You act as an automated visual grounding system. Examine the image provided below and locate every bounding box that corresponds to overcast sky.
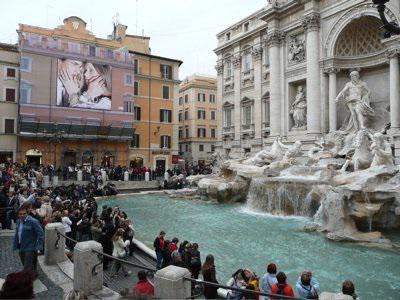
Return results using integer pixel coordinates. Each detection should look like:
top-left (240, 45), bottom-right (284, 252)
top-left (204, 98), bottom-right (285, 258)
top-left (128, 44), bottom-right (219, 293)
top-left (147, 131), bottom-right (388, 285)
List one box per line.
top-left (0, 0), bottom-right (267, 79)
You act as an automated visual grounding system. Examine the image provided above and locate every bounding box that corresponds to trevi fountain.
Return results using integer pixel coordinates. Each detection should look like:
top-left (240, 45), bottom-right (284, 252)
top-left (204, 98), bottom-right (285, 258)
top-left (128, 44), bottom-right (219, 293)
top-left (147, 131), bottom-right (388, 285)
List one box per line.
top-left (184, 71), bottom-right (400, 249)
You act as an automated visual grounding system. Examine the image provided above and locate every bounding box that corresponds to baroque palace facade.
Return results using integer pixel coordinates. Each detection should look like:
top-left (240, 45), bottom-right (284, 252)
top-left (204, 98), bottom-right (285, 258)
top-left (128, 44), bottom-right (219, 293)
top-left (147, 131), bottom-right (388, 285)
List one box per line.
top-left (215, 0), bottom-right (400, 157)
top-left (13, 16), bottom-right (181, 170)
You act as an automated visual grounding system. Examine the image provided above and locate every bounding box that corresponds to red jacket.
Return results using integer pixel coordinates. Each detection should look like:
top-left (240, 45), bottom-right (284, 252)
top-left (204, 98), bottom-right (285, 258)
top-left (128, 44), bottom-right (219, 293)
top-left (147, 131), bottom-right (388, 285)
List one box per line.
top-left (270, 283), bottom-right (294, 299)
top-left (133, 280), bottom-right (154, 297)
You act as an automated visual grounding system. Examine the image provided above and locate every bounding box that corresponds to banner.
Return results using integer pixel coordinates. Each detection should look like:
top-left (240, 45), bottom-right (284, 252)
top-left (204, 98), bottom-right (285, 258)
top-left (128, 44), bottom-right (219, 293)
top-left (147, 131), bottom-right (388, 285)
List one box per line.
top-left (57, 59), bottom-right (112, 110)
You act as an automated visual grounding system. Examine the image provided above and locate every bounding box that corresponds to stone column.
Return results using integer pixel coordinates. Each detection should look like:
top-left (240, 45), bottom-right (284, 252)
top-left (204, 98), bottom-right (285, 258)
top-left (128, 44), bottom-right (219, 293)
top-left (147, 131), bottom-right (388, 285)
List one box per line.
top-left (303, 13), bottom-right (321, 134)
top-left (233, 53), bottom-right (242, 144)
top-left (387, 49), bottom-right (400, 129)
top-left (327, 68), bottom-right (339, 132)
top-left (73, 241), bottom-right (103, 295)
top-left (154, 265), bottom-right (191, 299)
top-left (252, 44), bottom-right (263, 143)
top-left (321, 71), bottom-right (329, 133)
top-left (45, 223), bottom-right (67, 265)
top-left (267, 30), bottom-right (284, 136)
top-left (215, 60), bottom-right (224, 143)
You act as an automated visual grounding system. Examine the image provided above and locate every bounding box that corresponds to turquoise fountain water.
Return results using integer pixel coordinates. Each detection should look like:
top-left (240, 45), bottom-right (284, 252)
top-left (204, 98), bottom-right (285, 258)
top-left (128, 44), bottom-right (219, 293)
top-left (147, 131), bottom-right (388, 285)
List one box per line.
top-left (99, 194), bottom-right (400, 299)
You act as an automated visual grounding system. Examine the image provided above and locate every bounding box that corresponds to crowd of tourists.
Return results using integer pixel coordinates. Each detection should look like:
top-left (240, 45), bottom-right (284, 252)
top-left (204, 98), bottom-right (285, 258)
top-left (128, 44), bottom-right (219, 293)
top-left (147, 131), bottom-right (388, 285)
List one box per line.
top-left (153, 231), bottom-right (359, 300)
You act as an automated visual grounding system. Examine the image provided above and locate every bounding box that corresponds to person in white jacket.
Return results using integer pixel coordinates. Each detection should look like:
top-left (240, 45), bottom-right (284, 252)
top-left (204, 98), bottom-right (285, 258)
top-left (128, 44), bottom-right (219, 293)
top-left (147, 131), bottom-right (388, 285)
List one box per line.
top-left (110, 228), bottom-right (131, 277)
top-left (61, 210), bottom-right (73, 250)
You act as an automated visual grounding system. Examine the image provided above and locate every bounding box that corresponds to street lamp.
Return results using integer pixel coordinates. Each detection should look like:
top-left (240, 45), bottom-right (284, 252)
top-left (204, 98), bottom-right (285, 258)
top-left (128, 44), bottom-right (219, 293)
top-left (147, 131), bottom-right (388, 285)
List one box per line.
top-left (373, 0), bottom-right (400, 37)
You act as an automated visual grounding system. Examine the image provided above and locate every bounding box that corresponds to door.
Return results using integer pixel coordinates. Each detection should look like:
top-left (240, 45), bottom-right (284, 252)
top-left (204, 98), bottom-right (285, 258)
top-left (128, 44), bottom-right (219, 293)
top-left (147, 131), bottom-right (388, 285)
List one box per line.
top-left (64, 151), bottom-right (77, 166)
top-left (27, 155), bottom-right (41, 167)
top-left (156, 159), bottom-right (166, 174)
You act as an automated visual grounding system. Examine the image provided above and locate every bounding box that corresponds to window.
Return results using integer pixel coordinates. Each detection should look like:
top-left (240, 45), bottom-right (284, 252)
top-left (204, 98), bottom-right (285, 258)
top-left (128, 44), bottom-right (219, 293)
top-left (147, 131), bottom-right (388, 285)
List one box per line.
top-left (210, 94), bottom-right (216, 103)
top-left (134, 59), bottom-right (139, 74)
top-left (162, 86), bottom-right (170, 100)
top-left (197, 110), bottom-right (206, 120)
top-left (160, 64), bottom-right (172, 79)
top-left (244, 22), bottom-right (249, 32)
top-left (184, 95), bottom-right (188, 103)
top-left (243, 105), bottom-right (252, 125)
top-left (211, 111), bottom-right (216, 120)
top-left (185, 127), bottom-right (189, 138)
top-left (6, 68), bottom-right (16, 79)
top-left (197, 93), bottom-right (205, 102)
top-left (225, 58), bottom-right (232, 78)
top-left (20, 57), bottom-right (32, 72)
top-left (4, 119), bottom-right (14, 134)
top-left (185, 144), bottom-right (189, 152)
top-left (264, 47), bottom-right (270, 67)
top-left (199, 144), bottom-right (204, 152)
top-left (179, 97), bottom-right (183, 105)
top-left (125, 74), bottom-right (133, 86)
top-left (130, 134), bottom-right (140, 148)
top-left (224, 109), bottom-right (232, 127)
top-left (20, 84), bottom-right (31, 104)
top-left (184, 110), bottom-right (189, 120)
top-left (179, 129), bottom-right (183, 139)
top-left (211, 128), bottom-right (216, 138)
top-left (5, 88), bottom-right (16, 102)
top-left (197, 128), bottom-right (206, 138)
top-left (134, 106), bottom-right (141, 121)
top-left (263, 93), bottom-right (270, 127)
top-left (160, 109), bottom-right (172, 123)
top-left (160, 135), bottom-right (171, 149)
top-left (243, 49), bottom-right (252, 72)
top-left (226, 32), bottom-right (231, 41)
top-left (134, 81), bottom-right (139, 96)
top-left (211, 145), bottom-right (215, 152)
top-left (89, 46), bottom-right (96, 57)
top-left (178, 111), bottom-right (182, 122)
top-left (68, 42), bottom-right (80, 53)
top-left (123, 100), bottom-right (134, 113)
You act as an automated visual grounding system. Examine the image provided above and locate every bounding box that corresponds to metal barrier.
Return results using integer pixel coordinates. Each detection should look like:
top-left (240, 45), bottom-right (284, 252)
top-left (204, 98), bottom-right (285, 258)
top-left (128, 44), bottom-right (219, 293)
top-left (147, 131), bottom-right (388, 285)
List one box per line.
top-left (183, 277), bottom-right (304, 300)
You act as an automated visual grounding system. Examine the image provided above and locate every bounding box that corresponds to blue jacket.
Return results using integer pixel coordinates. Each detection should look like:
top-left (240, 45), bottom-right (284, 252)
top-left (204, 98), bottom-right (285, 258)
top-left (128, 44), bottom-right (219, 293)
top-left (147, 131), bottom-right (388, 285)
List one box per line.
top-left (13, 215), bottom-right (44, 252)
top-left (295, 277), bottom-right (320, 299)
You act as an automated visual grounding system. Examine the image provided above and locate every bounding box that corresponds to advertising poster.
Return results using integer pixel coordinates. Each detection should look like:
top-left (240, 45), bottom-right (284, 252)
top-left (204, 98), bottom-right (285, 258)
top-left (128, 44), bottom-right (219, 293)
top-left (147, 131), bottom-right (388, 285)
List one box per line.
top-left (57, 59), bottom-right (112, 110)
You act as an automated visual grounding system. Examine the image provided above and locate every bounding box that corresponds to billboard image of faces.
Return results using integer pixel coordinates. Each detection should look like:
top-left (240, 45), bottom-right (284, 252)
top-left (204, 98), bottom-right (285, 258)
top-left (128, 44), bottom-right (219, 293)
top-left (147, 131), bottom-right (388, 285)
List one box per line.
top-left (57, 59), bottom-right (112, 110)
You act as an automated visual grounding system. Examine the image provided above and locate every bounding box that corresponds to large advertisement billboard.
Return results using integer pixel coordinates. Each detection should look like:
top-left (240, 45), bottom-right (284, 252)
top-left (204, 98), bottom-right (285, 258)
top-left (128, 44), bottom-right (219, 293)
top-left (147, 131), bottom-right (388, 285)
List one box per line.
top-left (57, 59), bottom-right (112, 110)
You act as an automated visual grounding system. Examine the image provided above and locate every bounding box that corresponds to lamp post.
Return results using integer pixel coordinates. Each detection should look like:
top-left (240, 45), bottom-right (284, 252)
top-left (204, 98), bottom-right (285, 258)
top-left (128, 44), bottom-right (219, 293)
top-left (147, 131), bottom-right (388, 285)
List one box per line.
top-left (373, 0), bottom-right (400, 37)
top-left (46, 127), bottom-right (64, 169)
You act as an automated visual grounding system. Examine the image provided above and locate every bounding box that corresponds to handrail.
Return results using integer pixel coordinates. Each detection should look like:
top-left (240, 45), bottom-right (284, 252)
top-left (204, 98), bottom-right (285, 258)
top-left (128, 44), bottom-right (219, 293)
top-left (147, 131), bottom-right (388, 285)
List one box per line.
top-left (91, 248), bottom-right (157, 273)
top-left (183, 277), bottom-right (303, 300)
top-left (54, 228), bottom-right (156, 275)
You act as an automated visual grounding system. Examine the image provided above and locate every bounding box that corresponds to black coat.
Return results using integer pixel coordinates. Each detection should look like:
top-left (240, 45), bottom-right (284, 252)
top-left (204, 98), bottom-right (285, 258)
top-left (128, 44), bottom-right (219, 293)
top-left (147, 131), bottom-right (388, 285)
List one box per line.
top-left (202, 266), bottom-right (218, 299)
top-left (97, 233), bottom-right (113, 255)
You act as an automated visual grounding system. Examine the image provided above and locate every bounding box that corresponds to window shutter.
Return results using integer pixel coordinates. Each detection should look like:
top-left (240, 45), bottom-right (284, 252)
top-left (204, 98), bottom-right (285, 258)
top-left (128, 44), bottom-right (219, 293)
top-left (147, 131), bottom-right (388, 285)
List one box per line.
top-left (160, 136), bottom-right (163, 148)
top-left (160, 110), bottom-right (164, 122)
top-left (137, 107), bottom-right (141, 121)
top-left (168, 110), bottom-right (172, 123)
top-left (168, 66), bottom-right (172, 79)
top-left (168, 136), bottom-right (171, 148)
top-left (136, 134), bottom-right (140, 147)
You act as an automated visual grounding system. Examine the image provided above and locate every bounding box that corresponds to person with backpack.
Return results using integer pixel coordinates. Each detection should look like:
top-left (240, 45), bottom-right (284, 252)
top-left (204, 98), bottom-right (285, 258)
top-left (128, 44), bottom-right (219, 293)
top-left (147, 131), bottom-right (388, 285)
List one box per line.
top-left (270, 272), bottom-right (294, 299)
top-left (190, 243), bottom-right (202, 279)
top-left (295, 271), bottom-right (320, 299)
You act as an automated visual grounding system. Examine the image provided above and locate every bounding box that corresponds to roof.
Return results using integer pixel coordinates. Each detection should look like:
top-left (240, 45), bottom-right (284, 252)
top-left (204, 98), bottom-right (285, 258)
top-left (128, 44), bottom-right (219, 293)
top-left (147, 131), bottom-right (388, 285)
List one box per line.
top-left (129, 50), bottom-right (183, 66)
top-left (0, 42), bottom-right (18, 52)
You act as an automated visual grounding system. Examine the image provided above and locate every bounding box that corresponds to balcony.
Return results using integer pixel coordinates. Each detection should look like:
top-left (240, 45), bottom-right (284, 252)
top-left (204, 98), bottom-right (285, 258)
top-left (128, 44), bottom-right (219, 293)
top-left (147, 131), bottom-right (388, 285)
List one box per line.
top-left (241, 123), bottom-right (255, 138)
top-left (241, 69), bottom-right (254, 87)
top-left (222, 125), bottom-right (234, 140)
top-left (224, 76), bottom-right (234, 93)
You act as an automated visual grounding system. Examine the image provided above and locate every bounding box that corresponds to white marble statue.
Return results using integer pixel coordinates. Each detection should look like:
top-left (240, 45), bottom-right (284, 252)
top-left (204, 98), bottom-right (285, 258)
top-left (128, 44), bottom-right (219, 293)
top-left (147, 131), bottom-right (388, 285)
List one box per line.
top-left (341, 129), bottom-right (373, 172)
top-left (268, 139), bottom-right (303, 169)
top-left (288, 36), bottom-right (305, 63)
top-left (335, 71), bottom-right (375, 133)
top-left (370, 133), bottom-right (394, 167)
top-left (290, 86), bottom-right (307, 130)
top-left (243, 137), bottom-right (286, 167)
